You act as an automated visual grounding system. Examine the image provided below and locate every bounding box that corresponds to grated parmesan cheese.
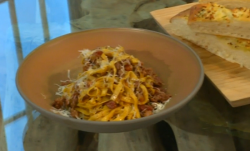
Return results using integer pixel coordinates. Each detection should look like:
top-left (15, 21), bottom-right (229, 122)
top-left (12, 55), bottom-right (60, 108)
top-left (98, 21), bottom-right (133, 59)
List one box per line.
top-left (152, 98), bottom-right (171, 114)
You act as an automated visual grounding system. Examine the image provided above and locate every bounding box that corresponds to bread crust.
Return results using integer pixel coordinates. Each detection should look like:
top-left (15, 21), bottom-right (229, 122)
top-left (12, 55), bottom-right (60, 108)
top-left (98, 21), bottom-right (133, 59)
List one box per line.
top-left (189, 3), bottom-right (250, 22)
top-left (170, 9), bottom-right (190, 23)
top-left (188, 3), bottom-right (250, 39)
top-left (199, 0), bottom-right (250, 9)
top-left (166, 8), bottom-right (250, 69)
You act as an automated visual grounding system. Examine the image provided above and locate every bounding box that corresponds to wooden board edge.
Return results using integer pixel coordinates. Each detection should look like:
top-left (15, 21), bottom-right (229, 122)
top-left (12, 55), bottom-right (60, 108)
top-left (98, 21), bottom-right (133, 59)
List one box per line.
top-left (150, 3), bottom-right (250, 107)
top-left (170, 35), bottom-right (250, 107)
top-left (150, 2), bottom-right (198, 16)
top-left (229, 98), bottom-right (250, 107)
top-left (150, 2), bottom-right (198, 25)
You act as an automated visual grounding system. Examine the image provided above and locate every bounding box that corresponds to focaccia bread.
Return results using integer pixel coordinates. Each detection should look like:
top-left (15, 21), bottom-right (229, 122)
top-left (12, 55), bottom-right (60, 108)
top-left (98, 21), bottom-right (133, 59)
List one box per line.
top-left (166, 9), bottom-right (250, 69)
top-left (188, 2), bottom-right (250, 40)
top-left (199, 0), bottom-right (250, 9)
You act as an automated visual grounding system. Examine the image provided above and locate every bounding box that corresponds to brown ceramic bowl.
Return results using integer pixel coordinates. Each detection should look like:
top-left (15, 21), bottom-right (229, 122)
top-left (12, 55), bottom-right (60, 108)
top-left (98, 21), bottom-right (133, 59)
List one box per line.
top-left (16, 28), bottom-right (204, 133)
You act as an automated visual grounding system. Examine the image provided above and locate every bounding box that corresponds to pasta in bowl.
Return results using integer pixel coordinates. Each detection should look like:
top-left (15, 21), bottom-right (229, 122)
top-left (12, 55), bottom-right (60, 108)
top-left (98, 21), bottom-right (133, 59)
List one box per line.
top-left (52, 46), bottom-right (171, 121)
top-left (16, 28), bottom-right (204, 132)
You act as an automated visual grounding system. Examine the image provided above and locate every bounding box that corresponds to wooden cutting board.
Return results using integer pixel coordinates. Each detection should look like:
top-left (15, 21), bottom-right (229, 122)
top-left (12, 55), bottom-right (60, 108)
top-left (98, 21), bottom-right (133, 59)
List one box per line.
top-left (151, 2), bottom-right (250, 107)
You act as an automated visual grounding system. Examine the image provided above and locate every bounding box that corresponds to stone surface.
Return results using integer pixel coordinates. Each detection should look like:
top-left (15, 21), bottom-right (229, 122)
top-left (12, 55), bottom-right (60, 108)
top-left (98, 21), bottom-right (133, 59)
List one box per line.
top-left (71, 0), bottom-right (187, 30)
top-left (23, 115), bottom-right (78, 151)
top-left (98, 126), bottom-right (165, 151)
top-left (130, 1), bottom-right (167, 23)
top-left (71, 0), bottom-right (139, 30)
top-left (165, 78), bottom-right (237, 151)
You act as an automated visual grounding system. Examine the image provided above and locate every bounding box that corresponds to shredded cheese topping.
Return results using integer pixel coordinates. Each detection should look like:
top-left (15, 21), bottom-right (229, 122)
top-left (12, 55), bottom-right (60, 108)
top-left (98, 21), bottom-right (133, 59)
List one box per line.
top-left (194, 2), bottom-right (250, 21)
top-left (217, 36), bottom-right (250, 51)
top-left (52, 46), bottom-right (170, 121)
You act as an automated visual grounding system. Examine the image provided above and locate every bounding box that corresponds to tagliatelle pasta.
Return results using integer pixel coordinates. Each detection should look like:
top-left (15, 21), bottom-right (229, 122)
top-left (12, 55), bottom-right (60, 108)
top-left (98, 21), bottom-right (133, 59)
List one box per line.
top-left (52, 46), bottom-right (171, 121)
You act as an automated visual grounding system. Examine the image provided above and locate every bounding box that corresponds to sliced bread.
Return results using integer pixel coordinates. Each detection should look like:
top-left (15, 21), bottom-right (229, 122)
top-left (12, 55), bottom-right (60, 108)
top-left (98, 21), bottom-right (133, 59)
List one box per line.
top-left (188, 3), bottom-right (250, 39)
top-left (166, 9), bottom-right (250, 69)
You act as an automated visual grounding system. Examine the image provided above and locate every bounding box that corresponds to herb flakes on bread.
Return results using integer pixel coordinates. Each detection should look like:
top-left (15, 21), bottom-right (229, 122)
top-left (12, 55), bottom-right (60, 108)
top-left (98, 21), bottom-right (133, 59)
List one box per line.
top-left (188, 2), bottom-right (250, 39)
top-left (199, 0), bottom-right (250, 9)
top-left (166, 6), bottom-right (250, 69)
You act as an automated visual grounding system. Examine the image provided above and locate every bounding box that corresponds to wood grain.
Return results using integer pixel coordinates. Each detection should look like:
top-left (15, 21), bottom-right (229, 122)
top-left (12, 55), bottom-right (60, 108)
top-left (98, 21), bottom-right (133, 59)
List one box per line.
top-left (151, 3), bottom-right (250, 107)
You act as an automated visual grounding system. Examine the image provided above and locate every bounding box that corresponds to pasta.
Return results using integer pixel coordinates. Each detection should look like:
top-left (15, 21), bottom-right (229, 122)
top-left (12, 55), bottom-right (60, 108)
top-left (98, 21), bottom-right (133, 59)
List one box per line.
top-left (52, 46), bottom-right (171, 121)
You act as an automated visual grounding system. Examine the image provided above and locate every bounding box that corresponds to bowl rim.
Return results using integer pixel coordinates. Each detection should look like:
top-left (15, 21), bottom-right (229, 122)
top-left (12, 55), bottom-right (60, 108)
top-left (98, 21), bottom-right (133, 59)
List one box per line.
top-left (16, 27), bottom-right (204, 125)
